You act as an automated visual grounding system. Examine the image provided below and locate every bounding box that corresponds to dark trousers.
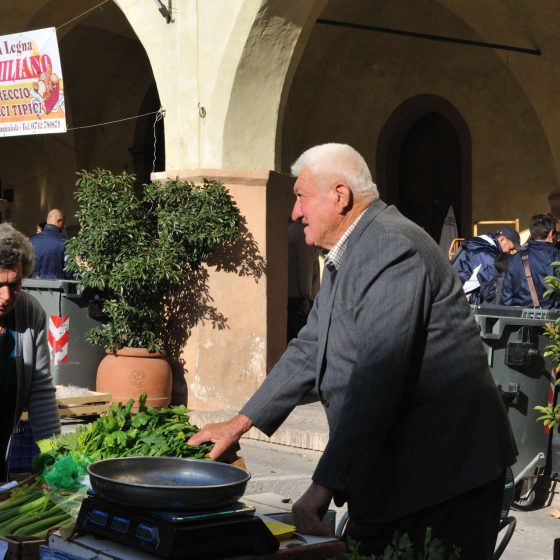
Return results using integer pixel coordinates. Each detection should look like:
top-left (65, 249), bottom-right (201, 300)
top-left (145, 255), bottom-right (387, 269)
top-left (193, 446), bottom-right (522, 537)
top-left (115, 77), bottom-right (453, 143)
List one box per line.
top-left (347, 471), bottom-right (506, 560)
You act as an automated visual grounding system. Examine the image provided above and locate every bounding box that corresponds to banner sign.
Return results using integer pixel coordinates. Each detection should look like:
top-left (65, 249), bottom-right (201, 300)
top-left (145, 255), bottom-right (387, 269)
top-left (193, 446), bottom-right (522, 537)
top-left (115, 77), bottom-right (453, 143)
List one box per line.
top-left (0, 27), bottom-right (66, 137)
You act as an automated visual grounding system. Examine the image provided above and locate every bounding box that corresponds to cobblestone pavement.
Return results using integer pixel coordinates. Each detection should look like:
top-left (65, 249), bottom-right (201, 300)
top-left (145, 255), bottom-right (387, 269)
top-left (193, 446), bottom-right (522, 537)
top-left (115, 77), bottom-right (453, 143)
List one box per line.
top-left (239, 438), bottom-right (560, 559)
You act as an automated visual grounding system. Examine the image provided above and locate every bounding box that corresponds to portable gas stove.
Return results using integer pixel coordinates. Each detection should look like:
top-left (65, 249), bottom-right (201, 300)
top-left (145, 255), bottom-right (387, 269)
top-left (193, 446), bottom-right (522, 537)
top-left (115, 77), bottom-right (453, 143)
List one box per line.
top-left (76, 495), bottom-right (280, 559)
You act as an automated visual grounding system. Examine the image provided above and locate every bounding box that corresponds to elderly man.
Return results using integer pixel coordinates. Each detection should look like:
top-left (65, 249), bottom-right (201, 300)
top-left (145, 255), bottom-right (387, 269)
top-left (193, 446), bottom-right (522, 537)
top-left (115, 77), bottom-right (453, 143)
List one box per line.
top-left (0, 223), bottom-right (60, 480)
top-left (189, 144), bottom-right (515, 558)
top-left (30, 208), bottom-right (67, 279)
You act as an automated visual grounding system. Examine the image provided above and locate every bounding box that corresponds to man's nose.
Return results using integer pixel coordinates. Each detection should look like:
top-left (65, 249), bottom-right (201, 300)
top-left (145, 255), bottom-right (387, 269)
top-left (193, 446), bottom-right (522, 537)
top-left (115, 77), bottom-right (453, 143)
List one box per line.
top-left (292, 199), bottom-right (302, 221)
top-left (0, 286), bottom-right (10, 302)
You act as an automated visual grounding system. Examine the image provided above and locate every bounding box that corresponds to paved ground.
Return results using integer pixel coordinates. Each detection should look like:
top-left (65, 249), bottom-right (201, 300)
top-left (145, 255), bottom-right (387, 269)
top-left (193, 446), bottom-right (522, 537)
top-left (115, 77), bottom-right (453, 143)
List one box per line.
top-left (239, 438), bottom-right (560, 559)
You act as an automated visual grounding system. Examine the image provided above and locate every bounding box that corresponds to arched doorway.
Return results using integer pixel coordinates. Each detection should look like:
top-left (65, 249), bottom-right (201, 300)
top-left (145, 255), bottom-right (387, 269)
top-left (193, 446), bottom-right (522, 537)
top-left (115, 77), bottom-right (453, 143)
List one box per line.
top-left (377, 95), bottom-right (471, 239)
top-left (0, 0), bottom-right (164, 234)
top-left (398, 112), bottom-right (461, 239)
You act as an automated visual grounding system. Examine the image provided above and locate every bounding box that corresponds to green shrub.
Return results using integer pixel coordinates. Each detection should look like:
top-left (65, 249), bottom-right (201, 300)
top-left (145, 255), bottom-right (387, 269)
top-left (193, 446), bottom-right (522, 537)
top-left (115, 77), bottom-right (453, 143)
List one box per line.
top-left (332, 532), bottom-right (460, 560)
top-left (535, 262), bottom-right (560, 427)
top-left (65, 169), bottom-right (241, 352)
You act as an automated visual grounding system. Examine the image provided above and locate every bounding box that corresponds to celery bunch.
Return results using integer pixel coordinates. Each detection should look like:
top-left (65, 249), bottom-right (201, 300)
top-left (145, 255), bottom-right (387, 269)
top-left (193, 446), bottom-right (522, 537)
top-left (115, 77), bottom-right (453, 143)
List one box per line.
top-left (0, 481), bottom-right (71, 539)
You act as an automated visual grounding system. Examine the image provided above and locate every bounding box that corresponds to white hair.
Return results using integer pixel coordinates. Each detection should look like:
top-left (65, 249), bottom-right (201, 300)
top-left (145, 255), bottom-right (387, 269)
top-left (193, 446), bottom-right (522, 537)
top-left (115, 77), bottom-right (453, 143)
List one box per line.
top-left (291, 143), bottom-right (379, 199)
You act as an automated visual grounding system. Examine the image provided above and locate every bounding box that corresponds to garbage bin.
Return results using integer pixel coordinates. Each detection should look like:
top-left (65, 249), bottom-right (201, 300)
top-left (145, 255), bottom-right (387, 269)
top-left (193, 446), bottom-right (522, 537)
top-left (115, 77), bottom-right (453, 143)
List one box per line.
top-left (472, 304), bottom-right (560, 504)
top-left (22, 279), bottom-right (106, 390)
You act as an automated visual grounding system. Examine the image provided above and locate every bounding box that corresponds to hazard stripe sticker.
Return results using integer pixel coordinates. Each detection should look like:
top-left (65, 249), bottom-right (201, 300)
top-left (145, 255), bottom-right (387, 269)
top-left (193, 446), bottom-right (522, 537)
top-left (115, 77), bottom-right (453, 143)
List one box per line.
top-left (48, 315), bottom-right (69, 365)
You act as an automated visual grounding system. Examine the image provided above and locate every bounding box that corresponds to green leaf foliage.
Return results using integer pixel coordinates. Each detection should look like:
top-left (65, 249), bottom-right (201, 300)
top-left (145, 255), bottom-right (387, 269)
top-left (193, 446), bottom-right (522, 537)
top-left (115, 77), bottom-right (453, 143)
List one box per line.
top-left (536, 265), bottom-right (560, 428)
top-left (65, 170), bottom-right (241, 352)
top-left (33, 393), bottom-right (213, 473)
top-left (331, 533), bottom-right (461, 560)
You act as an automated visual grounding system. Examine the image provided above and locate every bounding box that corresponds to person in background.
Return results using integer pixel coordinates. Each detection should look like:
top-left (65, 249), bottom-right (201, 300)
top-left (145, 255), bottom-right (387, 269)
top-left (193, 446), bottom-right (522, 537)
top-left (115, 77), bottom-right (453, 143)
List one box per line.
top-left (492, 252), bottom-right (511, 304)
top-left (547, 191), bottom-right (560, 249)
top-left (501, 214), bottom-right (560, 309)
top-left (549, 192), bottom-right (560, 232)
top-left (0, 223), bottom-right (60, 481)
top-left (450, 227), bottom-right (521, 304)
top-left (30, 209), bottom-right (67, 279)
top-left (189, 143), bottom-right (516, 559)
top-left (33, 222), bottom-right (46, 236)
top-left (287, 219), bottom-right (320, 342)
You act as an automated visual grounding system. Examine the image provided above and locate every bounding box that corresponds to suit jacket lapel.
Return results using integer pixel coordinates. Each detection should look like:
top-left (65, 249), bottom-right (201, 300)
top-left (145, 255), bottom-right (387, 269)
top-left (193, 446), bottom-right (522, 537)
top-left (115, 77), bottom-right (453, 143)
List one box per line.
top-left (315, 199), bottom-right (387, 386)
top-left (316, 266), bottom-right (338, 381)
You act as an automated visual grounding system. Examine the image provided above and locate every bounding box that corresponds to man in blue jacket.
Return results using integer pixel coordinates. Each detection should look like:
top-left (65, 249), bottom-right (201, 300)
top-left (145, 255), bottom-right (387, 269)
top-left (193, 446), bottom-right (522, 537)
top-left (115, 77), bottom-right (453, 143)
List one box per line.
top-left (501, 214), bottom-right (560, 309)
top-left (451, 227), bottom-right (520, 303)
top-left (30, 209), bottom-right (67, 279)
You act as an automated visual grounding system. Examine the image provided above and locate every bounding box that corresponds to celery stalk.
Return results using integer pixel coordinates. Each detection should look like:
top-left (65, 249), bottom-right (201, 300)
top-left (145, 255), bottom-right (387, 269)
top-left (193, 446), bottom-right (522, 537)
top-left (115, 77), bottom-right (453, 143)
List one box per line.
top-left (0, 492), bottom-right (46, 524)
top-left (1, 504), bottom-right (61, 535)
top-left (14, 512), bottom-right (71, 537)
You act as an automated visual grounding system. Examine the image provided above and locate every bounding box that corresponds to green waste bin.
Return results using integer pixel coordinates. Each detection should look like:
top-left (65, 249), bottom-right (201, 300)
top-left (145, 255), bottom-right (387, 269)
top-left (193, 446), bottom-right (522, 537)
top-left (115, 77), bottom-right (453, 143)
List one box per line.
top-left (22, 278), bottom-right (106, 390)
top-left (472, 304), bottom-right (560, 504)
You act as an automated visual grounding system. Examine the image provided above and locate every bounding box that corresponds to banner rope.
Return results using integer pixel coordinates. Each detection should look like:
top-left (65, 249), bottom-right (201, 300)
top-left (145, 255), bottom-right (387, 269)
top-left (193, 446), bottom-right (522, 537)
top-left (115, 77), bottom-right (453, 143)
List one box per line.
top-left (56, 0), bottom-right (112, 31)
top-left (66, 107), bottom-right (164, 131)
top-left (152, 108), bottom-right (164, 173)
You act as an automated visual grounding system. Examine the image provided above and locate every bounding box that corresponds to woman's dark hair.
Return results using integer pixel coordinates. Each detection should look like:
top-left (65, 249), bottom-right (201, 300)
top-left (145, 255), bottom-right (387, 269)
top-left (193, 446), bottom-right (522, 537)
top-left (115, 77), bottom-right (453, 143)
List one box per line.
top-left (529, 214), bottom-right (556, 241)
top-left (494, 252), bottom-right (510, 274)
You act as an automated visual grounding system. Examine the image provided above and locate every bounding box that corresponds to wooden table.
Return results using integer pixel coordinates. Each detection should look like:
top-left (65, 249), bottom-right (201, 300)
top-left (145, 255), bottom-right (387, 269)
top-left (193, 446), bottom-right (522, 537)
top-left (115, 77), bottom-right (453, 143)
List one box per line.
top-left (231, 540), bottom-right (347, 560)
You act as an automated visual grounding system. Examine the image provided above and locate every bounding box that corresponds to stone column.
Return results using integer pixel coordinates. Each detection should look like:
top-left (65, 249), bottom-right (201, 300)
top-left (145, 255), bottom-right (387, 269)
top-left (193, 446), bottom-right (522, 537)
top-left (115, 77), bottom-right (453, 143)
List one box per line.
top-left (151, 169), bottom-right (295, 412)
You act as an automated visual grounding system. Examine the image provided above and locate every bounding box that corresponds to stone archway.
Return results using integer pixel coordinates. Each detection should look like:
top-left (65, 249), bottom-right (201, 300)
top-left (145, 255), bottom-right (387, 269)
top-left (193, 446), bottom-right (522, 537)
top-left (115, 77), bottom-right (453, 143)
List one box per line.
top-left (222, 0), bottom-right (328, 171)
top-left (377, 94), bottom-right (472, 237)
top-left (0, 0), bottom-right (164, 233)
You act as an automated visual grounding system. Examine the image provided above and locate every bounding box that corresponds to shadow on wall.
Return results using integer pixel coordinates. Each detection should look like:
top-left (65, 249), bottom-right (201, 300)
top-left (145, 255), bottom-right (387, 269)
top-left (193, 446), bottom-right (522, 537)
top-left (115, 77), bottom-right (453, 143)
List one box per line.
top-left (165, 217), bottom-right (266, 404)
top-left (207, 218), bottom-right (267, 279)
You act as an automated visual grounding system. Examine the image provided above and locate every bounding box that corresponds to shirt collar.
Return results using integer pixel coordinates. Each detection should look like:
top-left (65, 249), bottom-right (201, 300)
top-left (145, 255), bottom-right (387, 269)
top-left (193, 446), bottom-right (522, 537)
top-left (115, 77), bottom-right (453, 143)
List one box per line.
top-left (324, 210), bottom-right (367, 271)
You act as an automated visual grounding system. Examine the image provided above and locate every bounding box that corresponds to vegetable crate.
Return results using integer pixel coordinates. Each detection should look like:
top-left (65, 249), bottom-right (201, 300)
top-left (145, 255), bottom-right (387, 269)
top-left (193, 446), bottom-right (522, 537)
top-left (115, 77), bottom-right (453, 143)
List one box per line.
top-left (54, 390), bottom-right (111, 418)
top-left (1, 535), bottom-right (44, 560)
top-left (9, 423), bottom-right (39, 474)
top-left (20, 389), bottom-right (112, 421)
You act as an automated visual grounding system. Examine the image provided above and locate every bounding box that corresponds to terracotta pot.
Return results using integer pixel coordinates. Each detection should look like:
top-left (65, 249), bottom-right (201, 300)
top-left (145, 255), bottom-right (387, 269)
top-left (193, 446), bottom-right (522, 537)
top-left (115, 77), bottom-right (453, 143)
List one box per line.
top-left (96, 348), bottom-right (172, 409)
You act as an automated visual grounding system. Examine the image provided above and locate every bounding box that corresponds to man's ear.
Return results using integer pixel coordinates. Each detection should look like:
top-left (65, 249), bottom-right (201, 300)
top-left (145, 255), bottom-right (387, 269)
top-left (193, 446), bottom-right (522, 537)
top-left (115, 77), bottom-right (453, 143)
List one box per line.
top-left (334, 183), bottom-right (352, 213)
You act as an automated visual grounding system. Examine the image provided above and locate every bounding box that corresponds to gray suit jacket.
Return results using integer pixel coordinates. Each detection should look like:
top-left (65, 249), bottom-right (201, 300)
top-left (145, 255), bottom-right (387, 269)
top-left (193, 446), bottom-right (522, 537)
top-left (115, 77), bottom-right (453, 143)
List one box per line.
top-left (241, 199), bottom-right (516, 526)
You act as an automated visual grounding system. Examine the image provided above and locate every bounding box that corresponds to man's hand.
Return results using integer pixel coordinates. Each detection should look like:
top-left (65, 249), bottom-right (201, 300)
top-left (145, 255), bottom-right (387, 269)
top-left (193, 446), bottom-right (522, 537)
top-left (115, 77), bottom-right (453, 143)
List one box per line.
top-left (187, 414), bottom-right (253, 460)
top-left (292, 482), bottom-right (334, 536)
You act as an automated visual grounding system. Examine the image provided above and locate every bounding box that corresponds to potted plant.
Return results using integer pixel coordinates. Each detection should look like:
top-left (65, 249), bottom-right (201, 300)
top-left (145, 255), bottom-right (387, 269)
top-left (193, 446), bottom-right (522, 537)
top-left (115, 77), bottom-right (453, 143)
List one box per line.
top-left (65, 169), bottom-right (241, 407)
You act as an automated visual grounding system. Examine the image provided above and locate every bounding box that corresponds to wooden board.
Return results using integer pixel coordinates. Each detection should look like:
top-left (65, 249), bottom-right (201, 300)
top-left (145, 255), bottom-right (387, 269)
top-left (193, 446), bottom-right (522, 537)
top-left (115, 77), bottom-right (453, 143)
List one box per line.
top-left (54, 387), bottom-right (111, 406)
top-left (0, 535), bottom-right (45, 560)
top-left (231, 540), bottom-right (347, 560)
top-left (58, 403), bottom-right (111, 417)
top-left (20, 389), bottom-right (112, 421)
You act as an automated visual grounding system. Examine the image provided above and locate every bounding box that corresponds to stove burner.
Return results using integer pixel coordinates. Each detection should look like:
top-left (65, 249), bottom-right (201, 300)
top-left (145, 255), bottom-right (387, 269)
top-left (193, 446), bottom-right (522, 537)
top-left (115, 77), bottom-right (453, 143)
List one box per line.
top-left (76, 495), bottom-right (279, 559)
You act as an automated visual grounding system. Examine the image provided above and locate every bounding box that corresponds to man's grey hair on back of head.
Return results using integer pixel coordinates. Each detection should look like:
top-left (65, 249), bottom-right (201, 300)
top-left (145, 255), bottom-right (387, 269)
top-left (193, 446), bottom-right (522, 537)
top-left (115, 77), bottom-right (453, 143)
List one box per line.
top-left (291, 143), bottom-right (379, 199)
top-left (0, 222), bottom-right (34, 277)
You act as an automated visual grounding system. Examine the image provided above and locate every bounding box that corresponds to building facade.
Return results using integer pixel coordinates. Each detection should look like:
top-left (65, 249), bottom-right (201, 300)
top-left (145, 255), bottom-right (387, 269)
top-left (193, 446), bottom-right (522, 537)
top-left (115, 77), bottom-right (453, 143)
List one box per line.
top-left (1, 0), bottom-right (559, 411)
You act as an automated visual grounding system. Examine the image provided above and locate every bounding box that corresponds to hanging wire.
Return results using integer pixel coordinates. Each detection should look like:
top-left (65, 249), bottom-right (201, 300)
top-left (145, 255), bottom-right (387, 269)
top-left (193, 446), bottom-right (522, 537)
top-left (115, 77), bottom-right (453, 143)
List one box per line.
top-left (47, 3), bottom-right (167, 170)
top-left (152, 107), bottom-right (165, 173)
top-left (56, 0), bottom-right (111, 31)
top-left (66, 109), bottom-right (163, 132)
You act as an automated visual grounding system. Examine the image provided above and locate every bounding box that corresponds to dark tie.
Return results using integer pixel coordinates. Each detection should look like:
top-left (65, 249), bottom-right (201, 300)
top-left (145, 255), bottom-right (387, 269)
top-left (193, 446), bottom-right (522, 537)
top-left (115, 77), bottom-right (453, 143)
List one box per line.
top-left (327, 265), bottom-right (337, 290)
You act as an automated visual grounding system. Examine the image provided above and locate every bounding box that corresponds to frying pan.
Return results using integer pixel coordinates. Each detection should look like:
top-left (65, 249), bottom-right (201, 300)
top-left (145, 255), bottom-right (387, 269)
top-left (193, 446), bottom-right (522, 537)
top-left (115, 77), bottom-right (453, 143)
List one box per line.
top-left (87, 457), bottom-right (251, 511)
